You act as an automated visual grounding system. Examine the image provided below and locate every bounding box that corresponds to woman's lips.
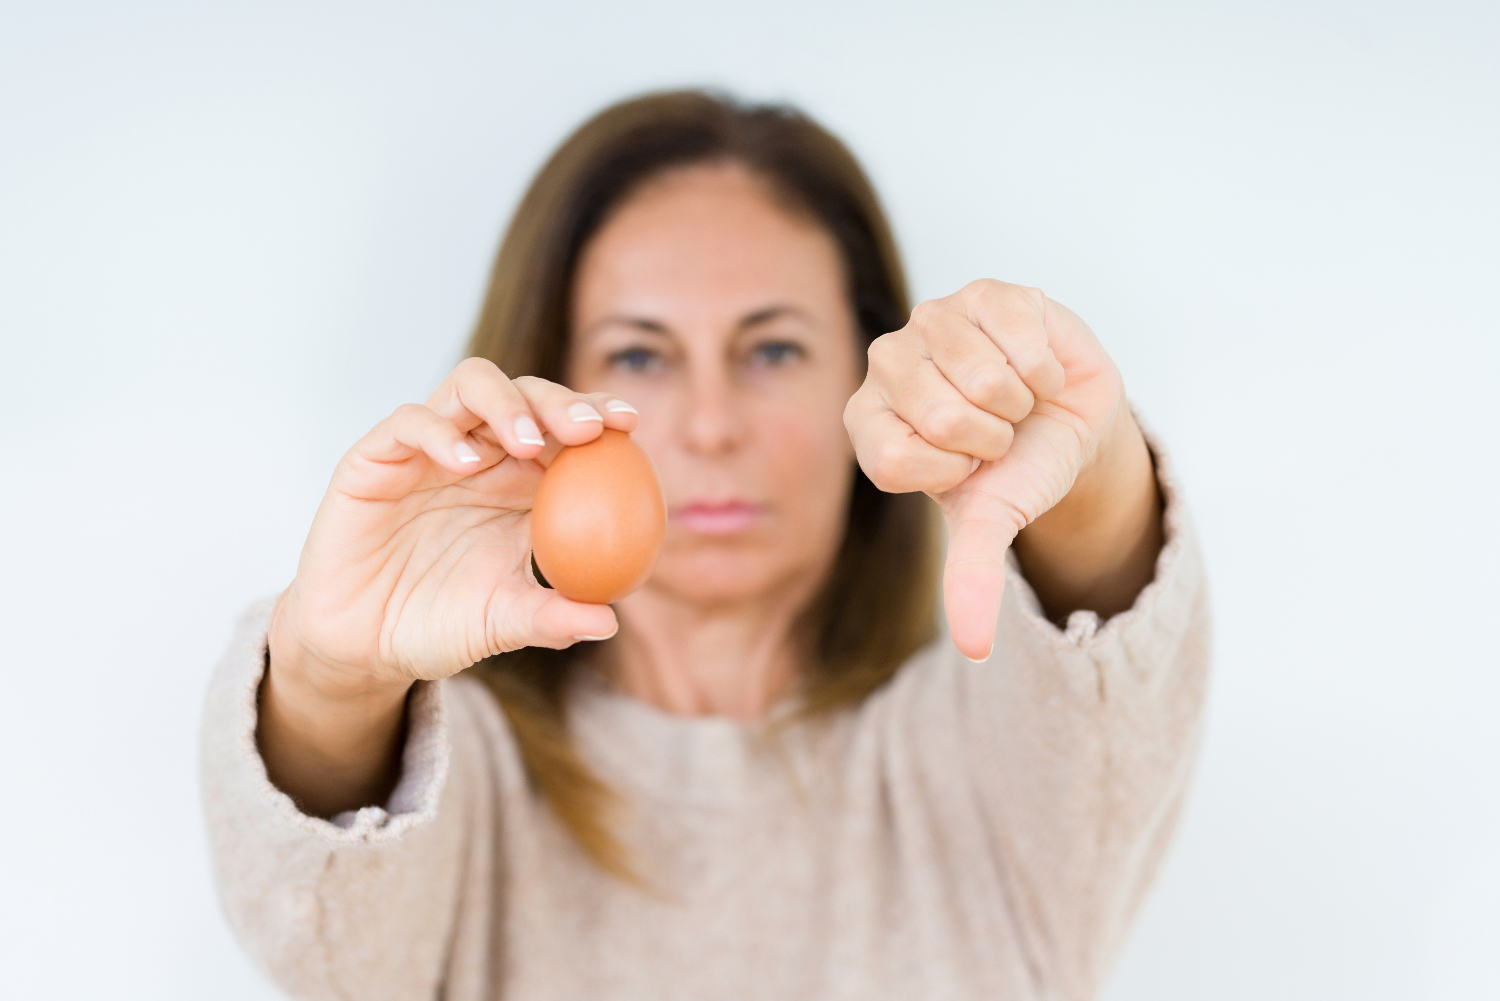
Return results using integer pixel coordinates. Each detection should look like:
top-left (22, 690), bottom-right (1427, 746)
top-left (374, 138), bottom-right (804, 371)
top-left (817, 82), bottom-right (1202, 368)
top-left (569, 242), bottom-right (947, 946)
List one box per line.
top-left (670, 501), bottom-right (764, 535)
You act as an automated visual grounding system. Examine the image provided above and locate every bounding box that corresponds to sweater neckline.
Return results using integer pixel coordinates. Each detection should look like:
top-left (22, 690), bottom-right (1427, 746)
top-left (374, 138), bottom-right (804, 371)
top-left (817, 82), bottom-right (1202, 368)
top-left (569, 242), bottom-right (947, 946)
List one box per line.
top-left (564, 664), bottom-right (808, 808)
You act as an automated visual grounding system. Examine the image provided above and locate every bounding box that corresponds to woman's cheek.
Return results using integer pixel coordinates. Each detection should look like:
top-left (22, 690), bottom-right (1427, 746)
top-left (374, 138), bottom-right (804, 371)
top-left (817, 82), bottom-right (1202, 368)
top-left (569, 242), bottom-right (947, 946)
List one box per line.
top-left (758, 402), bottom-right (854, 539)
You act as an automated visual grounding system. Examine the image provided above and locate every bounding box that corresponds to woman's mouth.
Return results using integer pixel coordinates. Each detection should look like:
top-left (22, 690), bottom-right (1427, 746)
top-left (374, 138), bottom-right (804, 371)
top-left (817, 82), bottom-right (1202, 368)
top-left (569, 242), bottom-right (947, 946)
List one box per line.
top-left (670, 501), bottom-right (764, 535)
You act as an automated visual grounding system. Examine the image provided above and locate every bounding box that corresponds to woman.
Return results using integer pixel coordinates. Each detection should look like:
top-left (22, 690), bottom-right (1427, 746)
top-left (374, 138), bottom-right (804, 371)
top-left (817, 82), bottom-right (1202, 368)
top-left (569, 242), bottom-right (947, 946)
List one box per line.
top-left (202, 90), bottom-right (1208, 1000)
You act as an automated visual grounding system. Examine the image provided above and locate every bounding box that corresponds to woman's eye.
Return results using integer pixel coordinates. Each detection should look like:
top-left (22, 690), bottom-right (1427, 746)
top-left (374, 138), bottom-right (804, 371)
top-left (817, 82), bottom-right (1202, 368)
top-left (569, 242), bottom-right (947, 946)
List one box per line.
top-left (749, 341), bottom-right (805, 368)
top-left (607, 347), bottom-right (662, 374)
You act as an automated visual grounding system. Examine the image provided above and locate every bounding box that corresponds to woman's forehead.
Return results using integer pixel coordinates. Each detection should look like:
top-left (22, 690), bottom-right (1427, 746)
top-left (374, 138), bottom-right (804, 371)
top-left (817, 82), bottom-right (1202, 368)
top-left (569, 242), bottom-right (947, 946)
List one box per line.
top-left (571, 164), bottom-right (846, 330)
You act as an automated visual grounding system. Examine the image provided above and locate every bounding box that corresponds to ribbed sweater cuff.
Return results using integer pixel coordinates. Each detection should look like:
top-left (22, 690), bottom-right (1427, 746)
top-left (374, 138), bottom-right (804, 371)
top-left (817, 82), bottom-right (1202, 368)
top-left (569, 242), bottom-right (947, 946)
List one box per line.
top-left (1000, 407), bottom-right (1203, 653)
top-left (207, 597), bottom-right (451, 846)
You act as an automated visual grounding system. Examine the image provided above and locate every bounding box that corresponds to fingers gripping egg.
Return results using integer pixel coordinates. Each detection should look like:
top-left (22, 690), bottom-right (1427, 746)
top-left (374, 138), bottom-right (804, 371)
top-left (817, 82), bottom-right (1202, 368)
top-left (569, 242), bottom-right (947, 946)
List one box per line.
top-left (530, 429), bottom-right (667, 605)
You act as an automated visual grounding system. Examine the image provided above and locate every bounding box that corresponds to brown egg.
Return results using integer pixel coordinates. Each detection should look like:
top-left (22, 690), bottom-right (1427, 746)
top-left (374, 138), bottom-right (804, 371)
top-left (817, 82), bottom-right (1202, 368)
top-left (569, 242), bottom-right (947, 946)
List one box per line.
top-left (530, 428), bottom-right (667, 605)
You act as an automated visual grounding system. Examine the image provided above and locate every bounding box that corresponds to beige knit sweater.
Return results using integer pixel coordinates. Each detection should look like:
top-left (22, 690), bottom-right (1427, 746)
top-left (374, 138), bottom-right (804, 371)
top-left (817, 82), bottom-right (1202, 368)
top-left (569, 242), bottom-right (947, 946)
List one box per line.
top-left (200, 441), bottom-right (1209, 1001)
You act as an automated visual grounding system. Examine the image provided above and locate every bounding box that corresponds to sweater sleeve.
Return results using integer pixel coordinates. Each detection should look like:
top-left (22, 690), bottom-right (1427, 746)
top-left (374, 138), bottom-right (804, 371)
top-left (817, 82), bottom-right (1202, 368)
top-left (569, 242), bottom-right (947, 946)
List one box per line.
top-left (950, 423), bottom-right (1211, 1000)
top-left (198, 600), bottom-right (499, 1000)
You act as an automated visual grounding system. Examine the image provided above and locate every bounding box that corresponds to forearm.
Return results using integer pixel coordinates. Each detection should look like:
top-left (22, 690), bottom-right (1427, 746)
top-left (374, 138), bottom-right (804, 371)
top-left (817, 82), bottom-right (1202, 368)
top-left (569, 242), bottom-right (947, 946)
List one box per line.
top-left (258, 597), bottom-right (411, 817)
top-left (204, 598), bottom-right (471, 999)
top-left (1013, 405), bottom-right (1162, 621)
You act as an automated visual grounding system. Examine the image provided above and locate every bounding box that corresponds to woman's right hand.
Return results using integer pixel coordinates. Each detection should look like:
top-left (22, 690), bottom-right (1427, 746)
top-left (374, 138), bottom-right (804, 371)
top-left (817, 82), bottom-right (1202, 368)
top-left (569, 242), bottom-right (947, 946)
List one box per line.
top-left (269, 357), bottom-right (637, 701)
top-left (257, 359), bottom-right (635, 815)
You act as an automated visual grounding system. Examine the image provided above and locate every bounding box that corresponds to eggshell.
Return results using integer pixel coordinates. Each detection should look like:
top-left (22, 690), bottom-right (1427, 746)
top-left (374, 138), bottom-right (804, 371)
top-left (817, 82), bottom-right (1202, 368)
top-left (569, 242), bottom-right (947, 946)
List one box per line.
top-left (530, 428), bottom-right (666, 605)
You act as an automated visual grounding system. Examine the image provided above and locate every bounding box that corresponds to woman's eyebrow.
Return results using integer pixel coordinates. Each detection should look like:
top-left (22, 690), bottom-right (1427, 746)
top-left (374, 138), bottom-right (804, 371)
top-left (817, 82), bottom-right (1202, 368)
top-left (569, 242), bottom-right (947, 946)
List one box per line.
top-left (738, 305), bottom-right (810, 330)
top-left (584, 315), bottom-right (673, 337)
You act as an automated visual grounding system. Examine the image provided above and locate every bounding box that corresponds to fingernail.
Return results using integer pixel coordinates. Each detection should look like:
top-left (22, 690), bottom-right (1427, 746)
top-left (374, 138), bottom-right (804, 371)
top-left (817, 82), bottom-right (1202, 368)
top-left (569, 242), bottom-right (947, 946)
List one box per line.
top-left (454, 440), bottom-right (481, 464)
top-left (568, 402), bottom-right (604, 423)
top-left (970, 456), bottom-right (981, 475)
top-left (964, 648), bottom-right (992, 664)
top-left (514, 415), bottom-right (545, 446)
top-left (573, 631), bottom-right (617, 642)
top-left (604, 400), bottom-right (638, 415)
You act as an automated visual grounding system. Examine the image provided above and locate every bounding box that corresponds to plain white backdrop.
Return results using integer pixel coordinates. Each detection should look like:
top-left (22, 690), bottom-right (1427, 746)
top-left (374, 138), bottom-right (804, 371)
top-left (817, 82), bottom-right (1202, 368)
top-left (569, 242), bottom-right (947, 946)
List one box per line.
top-left (2, 1), bottom-right (1497, 997)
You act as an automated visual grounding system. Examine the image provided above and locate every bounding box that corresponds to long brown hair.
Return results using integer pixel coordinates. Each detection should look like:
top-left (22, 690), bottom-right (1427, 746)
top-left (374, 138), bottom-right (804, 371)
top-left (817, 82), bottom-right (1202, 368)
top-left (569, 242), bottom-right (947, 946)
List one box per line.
top-left (465, 90), bottom-right (941, 881)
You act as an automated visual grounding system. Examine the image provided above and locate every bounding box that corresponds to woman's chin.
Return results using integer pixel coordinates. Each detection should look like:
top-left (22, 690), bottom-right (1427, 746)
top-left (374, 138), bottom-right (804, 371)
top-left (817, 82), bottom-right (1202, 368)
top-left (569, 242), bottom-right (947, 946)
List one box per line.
top-left (642, 552), bottom-right (794, 608)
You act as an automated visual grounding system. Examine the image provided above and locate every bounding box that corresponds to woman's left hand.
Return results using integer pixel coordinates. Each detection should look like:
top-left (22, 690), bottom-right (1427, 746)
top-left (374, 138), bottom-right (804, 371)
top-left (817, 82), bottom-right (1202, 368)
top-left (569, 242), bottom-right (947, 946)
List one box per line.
top-left (844, 279), bottom-right (1158, 661)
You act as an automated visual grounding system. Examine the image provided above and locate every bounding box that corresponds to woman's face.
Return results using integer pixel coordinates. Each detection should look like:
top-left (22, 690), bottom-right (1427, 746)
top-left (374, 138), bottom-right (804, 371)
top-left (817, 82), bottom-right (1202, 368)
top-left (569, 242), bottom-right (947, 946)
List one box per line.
top-left (566, 162), bottom-right (864, 610)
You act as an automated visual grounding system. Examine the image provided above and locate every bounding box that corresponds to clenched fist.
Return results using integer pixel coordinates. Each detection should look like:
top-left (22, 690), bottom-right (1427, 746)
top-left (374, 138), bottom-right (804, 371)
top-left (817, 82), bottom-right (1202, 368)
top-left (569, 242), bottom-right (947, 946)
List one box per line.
top-left (844, 279), bottom-right (1160, 661)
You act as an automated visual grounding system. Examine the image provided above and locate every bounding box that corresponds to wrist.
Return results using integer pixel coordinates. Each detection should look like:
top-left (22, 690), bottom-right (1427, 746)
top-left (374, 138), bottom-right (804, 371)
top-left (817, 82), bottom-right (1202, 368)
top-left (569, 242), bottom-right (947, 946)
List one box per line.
top-left (257, 668), bottom-right (411, 817)
top-left (1034, 403), bottom-right (1142, 531)
top-left (267, 587), bottom-right (410, 708)
top-left (1013, 402), bottom-right (1162, 619)
top-left (259, 591), bottom-right (412, 815)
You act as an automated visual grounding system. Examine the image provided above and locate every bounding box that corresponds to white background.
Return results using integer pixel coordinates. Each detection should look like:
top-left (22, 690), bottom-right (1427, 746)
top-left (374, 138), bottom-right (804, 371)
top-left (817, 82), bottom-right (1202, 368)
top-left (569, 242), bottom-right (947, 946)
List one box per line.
top-left (2, 1), bottom-right (1497, 997)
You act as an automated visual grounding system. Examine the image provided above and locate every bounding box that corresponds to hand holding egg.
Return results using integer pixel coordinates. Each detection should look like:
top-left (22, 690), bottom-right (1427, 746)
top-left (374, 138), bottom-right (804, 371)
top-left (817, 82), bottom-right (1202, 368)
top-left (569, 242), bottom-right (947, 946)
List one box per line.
top-left (267, 358), bottom-right (655, 702)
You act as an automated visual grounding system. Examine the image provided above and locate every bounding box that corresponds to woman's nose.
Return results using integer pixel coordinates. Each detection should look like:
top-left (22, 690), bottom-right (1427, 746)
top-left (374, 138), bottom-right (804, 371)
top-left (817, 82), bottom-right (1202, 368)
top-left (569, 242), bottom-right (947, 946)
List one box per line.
top-left (681, 363), bottom-right (748, 458)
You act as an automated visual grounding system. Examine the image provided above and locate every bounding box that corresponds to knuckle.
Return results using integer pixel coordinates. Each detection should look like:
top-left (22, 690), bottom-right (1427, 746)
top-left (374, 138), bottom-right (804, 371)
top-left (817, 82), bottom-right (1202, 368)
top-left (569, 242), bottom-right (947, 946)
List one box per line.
top-left (962, 278), bottom-right (1011, 310)
top-left (391, 402), bottom-right (427, 424)
top-left (865, 446), bottom-right (908, 491)
top-left (922, 403), bottom-right (967, 443)
top-left (866, 334), bottom-right (900, 375)
top-left (384, 403), bottom-right (438, 440)
top-left (908, 299), bottom-right (942, 327)
top-left (842, 392), bottom-right (863, 433)
top-left (858, 434), bottom-right (902, 486)
top-left (961, 363), bottom-right (1009, 404)
top-left (972, 279), bottom-right (1032, 313)
top-left (1007, 351), bottom-right (1040, 379)
top-left (1014, 353), bottom-right (1057, 387)
top-left (456, 356), bottom-right (500, 379)
top-left (511, 374), bottom-right (549, 396)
